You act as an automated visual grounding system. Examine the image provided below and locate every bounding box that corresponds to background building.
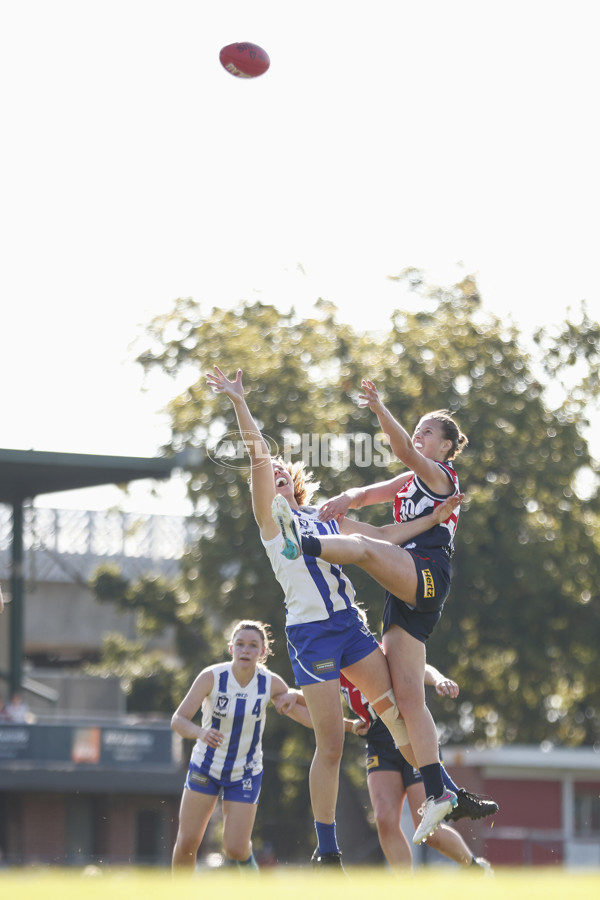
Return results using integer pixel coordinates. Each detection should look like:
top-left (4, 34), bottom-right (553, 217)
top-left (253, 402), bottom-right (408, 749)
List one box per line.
top-left (1, 502), bottom-right (599, 868)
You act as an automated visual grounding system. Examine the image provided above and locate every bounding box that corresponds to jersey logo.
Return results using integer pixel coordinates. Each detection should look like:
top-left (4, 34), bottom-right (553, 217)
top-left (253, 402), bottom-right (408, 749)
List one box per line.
top-left (422, 569), bottom-right (435, 599)
top-left (188, 771), bottom-right (210, 786)
top-left (214, 694), bottom-right (230, 717)
top-left (313, 658), bottom-right (336, 675)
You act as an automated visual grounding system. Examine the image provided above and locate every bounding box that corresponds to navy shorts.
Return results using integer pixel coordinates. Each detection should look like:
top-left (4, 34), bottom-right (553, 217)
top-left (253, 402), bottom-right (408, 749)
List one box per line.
top-left (185, 763), bottom-right (262, 804)
top-left (365, 737), bottom-right (422, 787)
top-left (382, 548), bottom-right (451, 643)
top-left (286, 607), bottom-right (379, 686)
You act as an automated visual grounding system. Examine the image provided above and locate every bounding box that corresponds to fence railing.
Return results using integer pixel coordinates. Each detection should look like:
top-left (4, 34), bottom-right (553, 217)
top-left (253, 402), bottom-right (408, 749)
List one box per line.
top-left (0, 504), bottom-right (199, 582)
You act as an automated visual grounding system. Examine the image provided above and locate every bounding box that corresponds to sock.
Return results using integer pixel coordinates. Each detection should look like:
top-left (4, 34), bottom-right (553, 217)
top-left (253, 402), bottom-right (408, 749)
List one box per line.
top-left (302, 535), bottom-right (322, 557)
top-left (315, 820), bottom-right (339, 854)
top-left (420, 762), bottom-right (445, 799)
top-left (441, 765), bottom-right (460, 794)
top-left (237, 851), bottom-right (259, 870)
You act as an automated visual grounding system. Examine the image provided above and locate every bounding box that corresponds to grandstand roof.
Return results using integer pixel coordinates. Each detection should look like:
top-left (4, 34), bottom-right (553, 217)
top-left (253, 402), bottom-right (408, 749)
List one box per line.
top-left (0, 448), bottom-right (176, 504)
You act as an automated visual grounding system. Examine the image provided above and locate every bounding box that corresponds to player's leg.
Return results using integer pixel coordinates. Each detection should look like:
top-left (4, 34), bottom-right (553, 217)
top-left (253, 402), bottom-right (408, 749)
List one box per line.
top-left (222, 799), bottom-right (259, 864)
top-left (406, 783), bottom-right (469, 864)
top-left (303, 533), bottom-right (420, 605)
top-left (272, 495), bottom-right (419, 601)
top-left (367, 769), bottom-right (412, 868)
top-left (286, 614), bottom-right (366, 867)
top-left (172, 787), bottom-right (218, 870)
top-left (342, 647), bottom-right (417, 767)
top-left (383, 625), bottom-right (438, 768)
top-left (383, 624), bottom-right (456, 842)
top-left (301, 679), bottom-right (345, 857)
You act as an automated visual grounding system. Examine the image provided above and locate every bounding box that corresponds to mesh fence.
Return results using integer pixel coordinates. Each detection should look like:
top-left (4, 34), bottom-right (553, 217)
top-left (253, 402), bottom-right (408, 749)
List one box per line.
top-left (0, 504), bottom-right (199, 583)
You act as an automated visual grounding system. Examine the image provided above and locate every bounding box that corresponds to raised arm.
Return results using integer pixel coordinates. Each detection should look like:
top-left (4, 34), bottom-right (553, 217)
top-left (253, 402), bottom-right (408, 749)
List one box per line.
top-left (206, 366), bottom-right (279, 539)
top-left (339, 492), bottom-right (464, 544)
top-left (359, 379), bottom-right (453, 496)
top-left (318, 471), bottom-right (412, 523)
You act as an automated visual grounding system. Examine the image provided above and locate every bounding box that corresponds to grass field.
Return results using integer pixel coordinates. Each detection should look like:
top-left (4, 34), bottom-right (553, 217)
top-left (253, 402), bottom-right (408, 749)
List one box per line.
top-left (2, 866), bottom-right (600, 900)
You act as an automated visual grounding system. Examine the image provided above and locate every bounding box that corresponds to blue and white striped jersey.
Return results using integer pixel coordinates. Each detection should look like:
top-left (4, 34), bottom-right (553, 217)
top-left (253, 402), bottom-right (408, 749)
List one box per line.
top-left (189, 662), bottom-right (272, 783)
top-left (262, 505), bottom-right (358, 626)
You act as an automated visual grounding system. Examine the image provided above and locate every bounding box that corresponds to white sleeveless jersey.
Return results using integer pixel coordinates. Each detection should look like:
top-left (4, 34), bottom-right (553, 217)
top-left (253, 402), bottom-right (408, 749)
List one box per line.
top-left (189, 662), bottom-right (272, 783)
top-left (262, 505), bottom-right (357, 626)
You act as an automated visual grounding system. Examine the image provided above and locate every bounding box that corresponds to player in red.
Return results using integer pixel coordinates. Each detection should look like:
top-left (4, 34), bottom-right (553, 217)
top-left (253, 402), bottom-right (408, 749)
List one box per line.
top-left (340, 665), bottom-right (495, 871)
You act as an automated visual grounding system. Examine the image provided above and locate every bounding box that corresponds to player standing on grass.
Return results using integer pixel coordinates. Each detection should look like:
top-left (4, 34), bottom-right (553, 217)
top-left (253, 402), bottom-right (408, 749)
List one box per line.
top-left (171, 619), bottom-right (309, 871)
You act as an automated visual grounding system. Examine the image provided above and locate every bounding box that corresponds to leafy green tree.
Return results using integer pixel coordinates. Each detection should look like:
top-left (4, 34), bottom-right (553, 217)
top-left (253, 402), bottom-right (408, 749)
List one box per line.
top-left (90, 278), bottom-right (600, 859)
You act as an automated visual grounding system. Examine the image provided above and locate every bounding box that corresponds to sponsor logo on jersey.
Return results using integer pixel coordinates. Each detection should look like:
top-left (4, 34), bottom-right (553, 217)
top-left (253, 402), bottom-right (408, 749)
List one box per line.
top-left (188, 771), bottom-right (210, 786)
top-left (422, 568), bottom-right (435, 599)
top-left (313, 658), bottom-right (336, 675)
top-left (366, 755), bottom-right (380, 771)
top-left (214, 694), bottom-right (230, 717)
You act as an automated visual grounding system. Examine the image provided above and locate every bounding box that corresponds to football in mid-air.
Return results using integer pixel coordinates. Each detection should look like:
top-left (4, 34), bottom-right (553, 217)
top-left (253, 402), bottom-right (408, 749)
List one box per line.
top-left (219, 42), bottom-right (270, 78)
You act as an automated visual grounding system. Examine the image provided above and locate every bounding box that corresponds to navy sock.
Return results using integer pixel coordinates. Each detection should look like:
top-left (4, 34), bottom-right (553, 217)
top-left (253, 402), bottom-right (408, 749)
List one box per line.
top-left (420, 763), bottom-right (445, 799)
top-left (302, 535), bottom-right (322, 557)
top-left (441, 765), bottom-right (460, 793)
top-left (315, 820), bottom-right (339, 854)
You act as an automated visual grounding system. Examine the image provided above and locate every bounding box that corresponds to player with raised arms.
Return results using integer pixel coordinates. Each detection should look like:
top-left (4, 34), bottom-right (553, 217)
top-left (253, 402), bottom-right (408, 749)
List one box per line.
top-left (206, 365), bottom-right (462, 865)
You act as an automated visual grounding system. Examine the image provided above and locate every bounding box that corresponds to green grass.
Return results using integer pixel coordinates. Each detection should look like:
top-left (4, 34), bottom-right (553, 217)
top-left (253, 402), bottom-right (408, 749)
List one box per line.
top-left (2, 867), bottom-right (600, 900)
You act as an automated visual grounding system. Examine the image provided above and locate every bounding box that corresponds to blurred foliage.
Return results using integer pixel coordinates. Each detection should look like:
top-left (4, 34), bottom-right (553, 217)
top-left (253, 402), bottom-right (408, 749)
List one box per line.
top-left (89, 273), bottom-right (600, 859)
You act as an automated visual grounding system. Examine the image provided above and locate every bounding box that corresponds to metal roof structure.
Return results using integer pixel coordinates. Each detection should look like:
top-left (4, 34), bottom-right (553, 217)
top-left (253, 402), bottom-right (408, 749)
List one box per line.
top-left (0, 447), bottom-right (179, 697)
top-left (0, 448), bottom-right (175, 504)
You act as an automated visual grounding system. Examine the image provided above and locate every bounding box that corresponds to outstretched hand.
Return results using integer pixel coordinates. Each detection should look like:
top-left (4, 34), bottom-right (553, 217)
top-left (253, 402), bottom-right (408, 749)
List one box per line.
top-left (357, 379), bottom-right (383, 411)
top-left (206, 365), bottom-right (244, 401)
top-left (318, 492), bottom-right (352, 523)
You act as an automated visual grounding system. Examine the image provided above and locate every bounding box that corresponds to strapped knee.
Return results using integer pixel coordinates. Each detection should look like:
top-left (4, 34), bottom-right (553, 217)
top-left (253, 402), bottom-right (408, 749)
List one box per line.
top-left (373, 690), bottom-right (409, 747)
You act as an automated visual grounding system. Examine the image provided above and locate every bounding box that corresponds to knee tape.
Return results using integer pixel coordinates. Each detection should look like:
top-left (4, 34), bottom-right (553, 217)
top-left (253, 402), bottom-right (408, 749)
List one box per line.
top-left (372, 690), bottom-right (410, 746)
top-left (372, 689), bottom-right (397, 711)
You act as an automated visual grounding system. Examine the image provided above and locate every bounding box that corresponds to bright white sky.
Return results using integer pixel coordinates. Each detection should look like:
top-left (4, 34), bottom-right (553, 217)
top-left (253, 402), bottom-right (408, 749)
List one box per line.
top-left (1, 1), bottom-right (598, 515)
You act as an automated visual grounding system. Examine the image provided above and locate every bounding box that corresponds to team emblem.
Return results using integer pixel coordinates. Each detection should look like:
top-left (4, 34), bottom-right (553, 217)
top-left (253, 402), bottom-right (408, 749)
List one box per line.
top-left (215, 694), bottom-right (230, 717)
